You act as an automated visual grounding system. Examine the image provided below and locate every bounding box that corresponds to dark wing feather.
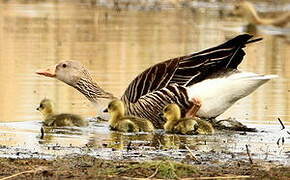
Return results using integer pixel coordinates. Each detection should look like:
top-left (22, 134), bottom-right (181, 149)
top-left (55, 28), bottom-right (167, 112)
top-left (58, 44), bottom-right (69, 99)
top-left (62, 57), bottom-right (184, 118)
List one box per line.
top-left (125, 84), bottom-right (193, 128)
top-left (123, 58), bottom-right (180, 103)
top-left (122, 34), bottom-right (257, 103)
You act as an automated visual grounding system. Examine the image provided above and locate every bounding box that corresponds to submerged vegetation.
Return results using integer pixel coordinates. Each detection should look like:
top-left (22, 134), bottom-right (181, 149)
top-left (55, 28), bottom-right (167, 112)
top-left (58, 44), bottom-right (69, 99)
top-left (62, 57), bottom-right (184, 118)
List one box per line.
top-left (95, 159), bottom-right (199, 179)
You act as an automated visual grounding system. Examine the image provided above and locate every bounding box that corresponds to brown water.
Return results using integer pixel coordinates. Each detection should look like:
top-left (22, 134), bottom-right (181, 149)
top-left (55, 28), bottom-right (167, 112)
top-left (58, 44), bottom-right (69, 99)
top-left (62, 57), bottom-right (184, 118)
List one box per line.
top-left (0, 1), bottom-right (290, 163)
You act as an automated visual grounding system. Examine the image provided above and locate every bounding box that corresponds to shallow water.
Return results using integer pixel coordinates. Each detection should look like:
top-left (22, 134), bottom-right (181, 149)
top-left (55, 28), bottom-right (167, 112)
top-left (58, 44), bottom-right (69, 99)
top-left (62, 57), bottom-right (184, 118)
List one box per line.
top-left (0, 0), bottom-right (290, 164)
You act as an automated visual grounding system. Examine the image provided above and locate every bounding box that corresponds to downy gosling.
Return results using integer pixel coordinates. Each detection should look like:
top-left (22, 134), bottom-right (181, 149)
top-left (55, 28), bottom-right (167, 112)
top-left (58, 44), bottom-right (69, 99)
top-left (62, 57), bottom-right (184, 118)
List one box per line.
top-left (162, 104), bottom-right (214, 135)
top-left (37, 98), bottom-right (88, 127)
top-left (105, 100), bottom-right (155, 132)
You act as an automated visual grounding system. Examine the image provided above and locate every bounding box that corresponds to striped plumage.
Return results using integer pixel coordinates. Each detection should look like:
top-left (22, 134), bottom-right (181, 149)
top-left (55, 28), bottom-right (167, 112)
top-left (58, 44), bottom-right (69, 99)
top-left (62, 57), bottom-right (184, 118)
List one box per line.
top-left (75, 77), bottom-right (114, 101)
top-left (36, 34), bottom-right (276, 128)
top-left (122, 84), bottom-right (192, 128)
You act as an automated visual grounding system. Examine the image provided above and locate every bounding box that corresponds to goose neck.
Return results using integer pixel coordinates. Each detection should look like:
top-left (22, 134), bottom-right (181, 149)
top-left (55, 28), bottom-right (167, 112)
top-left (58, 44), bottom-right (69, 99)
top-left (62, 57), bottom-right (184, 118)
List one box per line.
top-left (75, 78), bottom-right (115, 103)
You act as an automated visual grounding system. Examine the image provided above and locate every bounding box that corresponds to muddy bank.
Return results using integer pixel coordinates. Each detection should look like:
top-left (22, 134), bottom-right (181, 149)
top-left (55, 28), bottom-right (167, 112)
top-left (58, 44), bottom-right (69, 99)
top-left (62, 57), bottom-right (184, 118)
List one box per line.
top-left (0, 155), bottom-right (289, 179)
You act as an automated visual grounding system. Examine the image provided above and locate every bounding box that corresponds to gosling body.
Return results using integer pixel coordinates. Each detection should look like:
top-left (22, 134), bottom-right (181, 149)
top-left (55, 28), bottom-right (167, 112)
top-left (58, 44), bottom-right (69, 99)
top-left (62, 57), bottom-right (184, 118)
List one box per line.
top-left (162, 104), bottom-right (214, 135)
top-left (106, 100), bottom-right (155, 132)
top-left (37, 99), bottom-right (88, 127)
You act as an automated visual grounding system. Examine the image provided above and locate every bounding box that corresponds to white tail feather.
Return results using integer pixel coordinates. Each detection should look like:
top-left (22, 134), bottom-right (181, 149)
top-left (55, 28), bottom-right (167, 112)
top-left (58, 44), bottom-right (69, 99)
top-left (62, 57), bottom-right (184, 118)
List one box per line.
top-left (187, 72), bottom-right (277, 118)
top-left (246, 74), bottom-right (278, 80)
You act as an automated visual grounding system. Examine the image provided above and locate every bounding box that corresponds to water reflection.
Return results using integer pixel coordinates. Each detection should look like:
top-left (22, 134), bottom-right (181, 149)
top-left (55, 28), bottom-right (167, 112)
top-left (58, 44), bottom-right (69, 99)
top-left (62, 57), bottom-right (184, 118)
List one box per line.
top-left (38, 126), bottom-right (86, 144)
top-left (0, 0), bottom-right (289, 162)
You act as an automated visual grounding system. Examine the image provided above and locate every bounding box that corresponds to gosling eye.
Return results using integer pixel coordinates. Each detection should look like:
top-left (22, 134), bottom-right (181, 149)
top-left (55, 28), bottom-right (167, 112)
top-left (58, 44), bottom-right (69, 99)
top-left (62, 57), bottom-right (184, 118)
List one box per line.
top-left (62, 63), bottom-right (67, 68)
top-left (39, 104), bottom-right (43, 108)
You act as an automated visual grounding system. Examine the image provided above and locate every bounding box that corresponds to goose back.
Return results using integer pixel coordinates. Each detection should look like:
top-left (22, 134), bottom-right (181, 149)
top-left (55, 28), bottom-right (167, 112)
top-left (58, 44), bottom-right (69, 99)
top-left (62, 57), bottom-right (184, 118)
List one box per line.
top-left (121, 34), bottom-right (258, 128)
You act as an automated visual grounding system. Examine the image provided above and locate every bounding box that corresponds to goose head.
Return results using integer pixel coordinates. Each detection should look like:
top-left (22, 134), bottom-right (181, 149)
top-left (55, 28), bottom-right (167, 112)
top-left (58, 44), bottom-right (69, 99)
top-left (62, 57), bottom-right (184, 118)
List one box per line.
top-left (233, 1), bottom-right (260, 24)
top-left (37, 98), bottom-right (54, 117)
top-left (36, 60), bottom-right (93, 87)
top-left (36, 60), bottom-right (114, 109)
top-left (161, 104), bottom-right (181, 122)
top-left (233, 1), bottom-right (253, 15)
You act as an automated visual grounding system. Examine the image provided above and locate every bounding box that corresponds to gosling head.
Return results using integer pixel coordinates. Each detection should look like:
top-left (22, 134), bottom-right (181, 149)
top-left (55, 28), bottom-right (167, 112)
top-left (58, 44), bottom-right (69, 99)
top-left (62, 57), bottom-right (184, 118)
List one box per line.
top-left (36, 60), bottom-right (93, 87)
top-left (37, 98), bottom-right (54, 117)
top-left (161, 104), bottom-right (181, 122)
top-left (105, 99), bottom-right (126, 116)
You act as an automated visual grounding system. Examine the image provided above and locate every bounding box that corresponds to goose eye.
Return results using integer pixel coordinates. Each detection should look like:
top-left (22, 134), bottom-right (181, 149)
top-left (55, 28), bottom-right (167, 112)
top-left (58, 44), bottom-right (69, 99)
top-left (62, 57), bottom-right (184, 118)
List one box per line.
top-left (62, 64), bottom-right (67, 68)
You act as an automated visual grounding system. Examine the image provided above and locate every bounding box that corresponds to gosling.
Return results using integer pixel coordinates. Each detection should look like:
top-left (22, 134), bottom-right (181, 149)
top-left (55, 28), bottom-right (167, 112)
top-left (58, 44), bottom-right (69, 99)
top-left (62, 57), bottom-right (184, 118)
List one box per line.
top-left (104, 100), bottom-right (155, 132)
top-left (37, 98), bottom-right (88, 127)
top-left (162, 104), bottom-right (214, 135)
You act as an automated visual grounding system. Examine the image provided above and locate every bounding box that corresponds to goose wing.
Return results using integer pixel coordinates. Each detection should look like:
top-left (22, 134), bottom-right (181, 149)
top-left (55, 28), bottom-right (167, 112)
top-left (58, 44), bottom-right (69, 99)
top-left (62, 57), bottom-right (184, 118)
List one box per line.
top-left (121, 34), bottom-right (260, 104)
top-left (124, 83), bottom-right (193, 128)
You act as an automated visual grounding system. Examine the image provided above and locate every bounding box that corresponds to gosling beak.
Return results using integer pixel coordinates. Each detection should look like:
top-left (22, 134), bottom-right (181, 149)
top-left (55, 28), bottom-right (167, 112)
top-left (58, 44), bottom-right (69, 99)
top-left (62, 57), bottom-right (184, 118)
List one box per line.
top-left (103, 108), bottom-right (108, 113)
top-left (36, 65), bottom-right (56, 77)
top-left (36, 107), bottom-right (39, 111)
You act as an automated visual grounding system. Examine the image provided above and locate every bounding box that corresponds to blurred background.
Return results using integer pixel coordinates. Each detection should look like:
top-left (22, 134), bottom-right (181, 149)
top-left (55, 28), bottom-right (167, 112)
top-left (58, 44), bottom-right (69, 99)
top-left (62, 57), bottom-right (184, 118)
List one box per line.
top-left (0, 0), bottom-right (289, 159)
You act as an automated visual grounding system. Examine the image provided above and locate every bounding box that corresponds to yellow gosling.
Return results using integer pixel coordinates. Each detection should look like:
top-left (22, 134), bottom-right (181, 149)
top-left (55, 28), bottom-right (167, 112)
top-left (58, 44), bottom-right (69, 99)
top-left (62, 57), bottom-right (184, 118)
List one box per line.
top-left (37, 98), bottom-right (88, 127)
top-left (234, 1), bottom-right (290, 27)
top-left (162, 104), bottom-right (214, 135)
top-left (105, 100), bottom-right (155, 132)
top-left (194, 119), bottom-right (215, 135)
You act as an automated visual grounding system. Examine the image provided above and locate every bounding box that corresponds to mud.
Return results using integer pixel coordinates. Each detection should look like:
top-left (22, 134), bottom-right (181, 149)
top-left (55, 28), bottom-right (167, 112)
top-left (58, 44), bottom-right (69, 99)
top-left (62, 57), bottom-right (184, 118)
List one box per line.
top-left (0, 155), bottom-right (290, 179)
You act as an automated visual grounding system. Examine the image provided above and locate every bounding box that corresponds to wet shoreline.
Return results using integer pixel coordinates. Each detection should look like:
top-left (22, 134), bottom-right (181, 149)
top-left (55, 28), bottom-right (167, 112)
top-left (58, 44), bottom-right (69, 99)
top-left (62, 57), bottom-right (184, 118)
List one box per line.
top-left (0, 154), bottom-right (289, 179)
top-left (1, 120), bottom-right (289, 165)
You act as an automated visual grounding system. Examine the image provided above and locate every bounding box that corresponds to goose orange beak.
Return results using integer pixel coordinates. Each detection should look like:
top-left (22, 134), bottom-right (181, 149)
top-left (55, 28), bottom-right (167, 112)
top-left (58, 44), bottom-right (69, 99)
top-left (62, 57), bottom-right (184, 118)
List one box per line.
top-left (36, 65), bottom-right (56, 77)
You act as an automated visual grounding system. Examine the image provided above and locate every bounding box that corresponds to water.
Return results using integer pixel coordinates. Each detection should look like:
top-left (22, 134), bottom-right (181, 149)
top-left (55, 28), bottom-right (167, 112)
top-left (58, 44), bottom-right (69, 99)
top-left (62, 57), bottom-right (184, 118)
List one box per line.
top-left (0, 0), bottom-right (289, 164)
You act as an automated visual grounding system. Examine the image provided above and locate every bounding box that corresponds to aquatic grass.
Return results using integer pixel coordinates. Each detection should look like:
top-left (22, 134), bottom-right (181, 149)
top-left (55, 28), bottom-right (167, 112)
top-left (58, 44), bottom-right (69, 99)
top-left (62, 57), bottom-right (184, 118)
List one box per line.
top-left (97, 160), bottom-right (198, 179)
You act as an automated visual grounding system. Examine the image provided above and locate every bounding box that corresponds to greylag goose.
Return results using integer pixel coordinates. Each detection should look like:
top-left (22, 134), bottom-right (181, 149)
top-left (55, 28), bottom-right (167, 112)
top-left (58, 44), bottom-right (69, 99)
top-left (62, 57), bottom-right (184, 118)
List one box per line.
top-left (36, 34), bottom-right (276, 128)
top-left (161, 104), bottom-right (214, 135)
top-left (37, 98), bottom-right (88, 127)
top-left (104, 99), bottom-right (155, 132)
top-left (234, 1), bottom-right (290, 27)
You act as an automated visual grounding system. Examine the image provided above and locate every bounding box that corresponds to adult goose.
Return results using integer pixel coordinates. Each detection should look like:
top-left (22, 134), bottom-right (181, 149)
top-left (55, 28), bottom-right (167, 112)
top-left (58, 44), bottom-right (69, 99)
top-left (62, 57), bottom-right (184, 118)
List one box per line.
top-left (234, 1), bottom-right (290, 27)
top-left (36, 34), bottom-right (276, 128)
